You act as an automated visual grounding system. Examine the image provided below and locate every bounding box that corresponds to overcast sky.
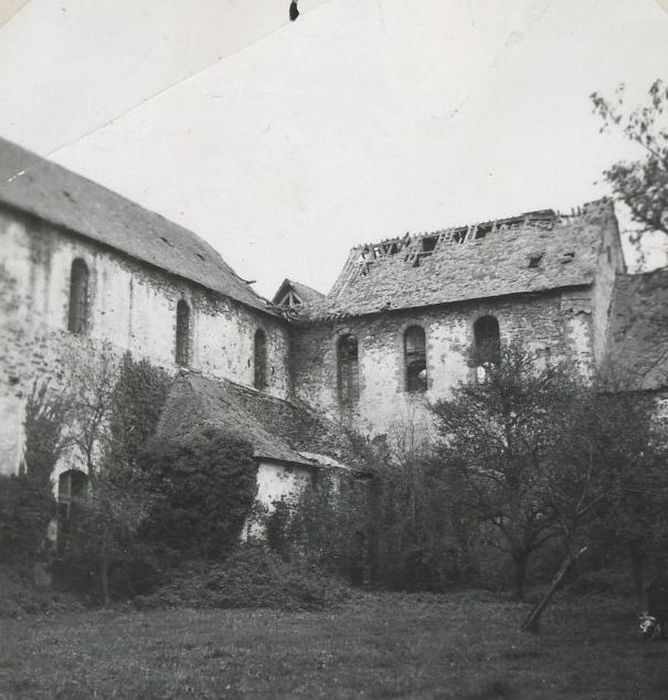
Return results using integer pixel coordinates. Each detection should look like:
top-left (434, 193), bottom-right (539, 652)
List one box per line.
top-left (0, 0), bottom-right (666, 298)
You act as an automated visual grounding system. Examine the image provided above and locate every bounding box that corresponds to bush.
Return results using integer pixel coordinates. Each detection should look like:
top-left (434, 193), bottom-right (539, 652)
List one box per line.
top-left (134, 545), bottom-right (350, 612)
top-left (0, 474), bottom-right (55, 567)
top-left (0, 564), bottom-right (84, 618)
top-left (285, 472), bottom-right (368, 581)
top-left (139, 428), bottom-right (257, 559)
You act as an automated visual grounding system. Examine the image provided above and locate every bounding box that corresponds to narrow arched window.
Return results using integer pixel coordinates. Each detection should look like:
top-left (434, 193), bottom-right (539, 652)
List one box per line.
top-left (67, 258), bottom-right (89, 335)
top-left (473, 315), bottom-right (501, 369)
top-left (337, 334), bottom-right (359, 405)
top-left (58, 470), bottom-right (88, 520)
top-left (404, 326), bottom-right (427, 392)
top-left (254, 329), bottom-right (267, 390)
top-left (175, 299), bottom-right (191, 366)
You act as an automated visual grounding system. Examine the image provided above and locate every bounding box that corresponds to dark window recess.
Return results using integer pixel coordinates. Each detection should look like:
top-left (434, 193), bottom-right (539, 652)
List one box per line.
top-left (68, 258), bottom-right (89, 335)
top-left (175, 299), bottom-right (191, 366)
top-left (254, 329), bottom-right (267, 390)
top-left (452, 228), bottom-right (467, 244)
top-left (473, 315), bottom-right (501, 368)
top-left (58, 470), bottom-right (88, 521)
top-left (475, 223), bottom-right (493, 240)
top-left (421, 236), bottom-right (438, 253)
top-left (404, 326), bottom-right (427, 392)
top-left (528, 253), bottom-right (544, 268)
top-left (560, 251), bottom-right (575, 264)
top-left (337, 334), bottom-right (360, 405)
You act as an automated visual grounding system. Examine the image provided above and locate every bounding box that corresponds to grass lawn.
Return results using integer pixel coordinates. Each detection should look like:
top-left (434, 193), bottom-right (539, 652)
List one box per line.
top-left (1, 591), bottom-right (667, 699)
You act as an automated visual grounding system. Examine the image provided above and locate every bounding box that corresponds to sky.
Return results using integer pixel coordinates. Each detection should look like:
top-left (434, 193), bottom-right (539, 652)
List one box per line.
top-left (0, 0), bottom-right (666, 298)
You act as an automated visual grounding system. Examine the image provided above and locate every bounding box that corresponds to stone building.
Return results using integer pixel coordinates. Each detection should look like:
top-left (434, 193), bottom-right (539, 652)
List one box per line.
top-left (0, 136), bottom-right (666, 511)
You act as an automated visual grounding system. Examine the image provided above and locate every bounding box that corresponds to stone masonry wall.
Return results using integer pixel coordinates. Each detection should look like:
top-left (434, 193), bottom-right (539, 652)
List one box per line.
top-left (0, 206), bottom-right (290, 474)
top-left (291, 289), bottom-right (595, 438)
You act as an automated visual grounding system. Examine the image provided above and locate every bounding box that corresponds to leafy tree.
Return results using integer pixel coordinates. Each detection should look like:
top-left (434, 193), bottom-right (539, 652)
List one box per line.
top-left (57, 346), bottom-right (171, 604)
top-left (431, 344), bottom-right (575, 599)
top-left (591, 80), bottom-right (668, 242)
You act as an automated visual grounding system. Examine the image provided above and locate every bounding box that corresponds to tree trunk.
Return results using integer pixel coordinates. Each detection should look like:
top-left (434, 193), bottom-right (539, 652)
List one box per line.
top-left (100, 527), bottom-right (111, 608)
top-left (520, 545), bottom-right (587, 633)
top-left (629, 544), bottom-right (645, 611)
top-left (512, 550), bottom-right (529, 600)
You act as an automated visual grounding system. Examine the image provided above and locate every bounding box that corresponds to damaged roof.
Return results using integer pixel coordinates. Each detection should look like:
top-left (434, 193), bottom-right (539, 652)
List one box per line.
top-left (158, 372), bottom-right (364, 469)
top-left (272, 278), bottom-right (325, 306)
top-left (302, 200), bottom-right (615, 320)
top-left (602, 268), bottom-right (668, 392)
top-left (0, 137), bottom-right (272, 314)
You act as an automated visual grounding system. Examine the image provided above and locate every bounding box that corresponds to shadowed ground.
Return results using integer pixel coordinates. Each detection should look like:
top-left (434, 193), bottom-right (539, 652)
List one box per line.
top-left (1, 591), bottom-right (667, 699)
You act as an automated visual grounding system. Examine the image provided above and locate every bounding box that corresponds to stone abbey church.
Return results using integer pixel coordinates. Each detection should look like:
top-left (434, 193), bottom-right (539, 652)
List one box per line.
top-left (1, 137), bottom-right (666, 513)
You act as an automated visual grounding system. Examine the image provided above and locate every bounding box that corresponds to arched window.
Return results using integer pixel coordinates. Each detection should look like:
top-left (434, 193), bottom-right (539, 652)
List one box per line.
top-left (254, 329), bottom-right (267, 390)
top-left (175, 299), bottom-right (191, 366)
top-left (57, 470), bottom-right (88, 520)
top-left (404, 326), bottom-right (427, 392)
top-left (67, 258), bottom-right (89, 335)
top-left (337, 334), bottom-right (359, 405)
top-left (473, 315), bottom-right (501, 371)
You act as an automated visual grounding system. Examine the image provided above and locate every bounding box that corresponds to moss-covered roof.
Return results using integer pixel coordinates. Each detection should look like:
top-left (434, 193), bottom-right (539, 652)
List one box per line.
top-left (158, 373), bottom-right (364, 469)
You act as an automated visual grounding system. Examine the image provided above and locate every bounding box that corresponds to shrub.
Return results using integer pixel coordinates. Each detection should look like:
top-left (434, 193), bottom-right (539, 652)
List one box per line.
top-left (139, 428), bottom-right (257, 559)
top-left (285, 471), bottom-right (367, 581)
top-left (0, 382), bottom-right (61, 568)
top-left (135, 545), bottom-right (350, 612)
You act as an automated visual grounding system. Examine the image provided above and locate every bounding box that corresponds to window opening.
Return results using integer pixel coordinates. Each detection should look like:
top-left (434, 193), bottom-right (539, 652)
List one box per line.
top-left (58, 470), bottom-right (88, 520)
top-left (337, 334), bottom-right (359, 405)
top-left (254, 329), bottom-right (267, 390)
top-left (175, 299), bottom-right (191, 366)
top-left (473, 315), bottom-right (501, 375)
top-left (404, 326), bottom-right (427, 392)
top-left (421, 236), bottom-right (438, 253)
top-left (528, 253), bottom-right (544, 268)
top-left (68, 258), bottom-right (89, 335)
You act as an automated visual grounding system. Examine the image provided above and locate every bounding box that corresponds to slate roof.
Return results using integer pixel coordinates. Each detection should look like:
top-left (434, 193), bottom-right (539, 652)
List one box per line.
top-left (602, 268), bottom-right (668, 392)
top-left (0, 137), bottom-right (272, 314)
top-left (158, 372), bottom-right (364, 469)
top-left (302, 200), bottom-right (615, 320)
top-left (272, 278), bottom-right (325, 306)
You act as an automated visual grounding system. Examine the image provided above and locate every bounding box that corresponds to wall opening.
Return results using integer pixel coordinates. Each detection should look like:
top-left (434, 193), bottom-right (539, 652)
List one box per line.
top-left (254, 329), bottom-right (267, 390)
top-left (404, 326), bottom-right (427, 392)
top-left (175, 299), bottom-right (191, 366)
top-left (473, 315), bottom-right (501, 375)
top-left (57, 470), bottom-right (88, 520)
top-left (67, 258), bottom-right (89, 335)
top-left (337, 334), bottom-right (359, 406)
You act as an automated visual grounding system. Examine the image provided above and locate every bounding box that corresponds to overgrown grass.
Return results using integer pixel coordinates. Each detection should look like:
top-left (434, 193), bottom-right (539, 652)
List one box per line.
top-left (1, 592), bottom-right (667, 699)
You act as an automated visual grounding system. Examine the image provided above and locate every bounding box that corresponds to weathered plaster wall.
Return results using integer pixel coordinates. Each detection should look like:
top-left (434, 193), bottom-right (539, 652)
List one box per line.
top-left (291, 290), bottom-right (595, 437)
top-left (0, 207), bottom-right (290, 474)
top-left (243, 459), bottom-right (313, 539)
